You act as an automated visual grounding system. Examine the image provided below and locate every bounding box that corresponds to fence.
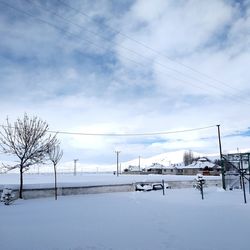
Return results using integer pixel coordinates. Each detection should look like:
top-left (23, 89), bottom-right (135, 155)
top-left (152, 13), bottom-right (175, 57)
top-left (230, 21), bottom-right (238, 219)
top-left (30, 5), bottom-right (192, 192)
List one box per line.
top-left (0, 179), bottom-right (222, 200)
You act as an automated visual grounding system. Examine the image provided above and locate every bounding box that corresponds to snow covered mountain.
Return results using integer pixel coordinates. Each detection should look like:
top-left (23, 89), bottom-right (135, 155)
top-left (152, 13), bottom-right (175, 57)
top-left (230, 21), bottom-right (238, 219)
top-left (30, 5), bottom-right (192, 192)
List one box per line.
top-left (121, 150), bottom-right (220, 170)
top-left (3, 148), bottom-right (250, 174)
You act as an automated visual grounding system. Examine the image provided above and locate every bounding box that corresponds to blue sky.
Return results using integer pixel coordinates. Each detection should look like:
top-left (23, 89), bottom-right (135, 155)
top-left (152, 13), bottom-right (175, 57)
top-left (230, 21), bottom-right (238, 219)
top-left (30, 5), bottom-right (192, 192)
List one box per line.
top-left (0, 0), bottom-right (250, 168)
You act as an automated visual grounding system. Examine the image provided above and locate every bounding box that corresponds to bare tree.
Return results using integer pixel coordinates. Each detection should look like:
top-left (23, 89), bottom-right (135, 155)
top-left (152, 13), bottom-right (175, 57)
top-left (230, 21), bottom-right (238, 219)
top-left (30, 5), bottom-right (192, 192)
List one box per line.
top-left (0, 114), bottom-right (57, 198)
top-left (48, 143), bottom-right (63, 200)
top-left (183, 150), bottom-right (194, 166)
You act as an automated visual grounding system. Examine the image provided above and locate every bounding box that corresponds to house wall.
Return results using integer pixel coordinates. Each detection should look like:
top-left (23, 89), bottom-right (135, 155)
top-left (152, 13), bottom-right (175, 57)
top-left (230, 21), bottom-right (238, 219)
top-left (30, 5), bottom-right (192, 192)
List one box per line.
top-left (183, 169), bottom-right (201, 175)
top-left (124, 168), bottom-right (220, 176)
top-left (176, 169), bottom-right (184, 175)
top-left (147, 169), bottom-right (162, 174)
top-left (182, 168), bottom-right (221, 176)
top-left (162, 169), bottom-right (176, 175)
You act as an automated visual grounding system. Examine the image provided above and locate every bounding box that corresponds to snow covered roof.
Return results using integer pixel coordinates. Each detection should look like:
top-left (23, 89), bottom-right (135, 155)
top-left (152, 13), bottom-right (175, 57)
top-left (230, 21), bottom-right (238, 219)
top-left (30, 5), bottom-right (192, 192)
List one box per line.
top-left (146, 163), bottom-right (166, 169)
top-left (142, 158), bottom-right (218, 170)
top-left (127, 165), bottom-right (141, 171)
top-left (172, 163), bottom-right (185, 169)
top-left (198, 157), bottom-right (209, 162)
top-left (184, 160), bottom-right (216, 169)
top-left (145, 163), bottom-right (174, 170)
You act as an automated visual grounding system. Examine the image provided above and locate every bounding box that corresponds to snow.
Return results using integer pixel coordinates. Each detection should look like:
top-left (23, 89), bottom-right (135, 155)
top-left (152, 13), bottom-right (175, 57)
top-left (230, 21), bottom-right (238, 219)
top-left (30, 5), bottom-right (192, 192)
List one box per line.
top-left (0, 173), bottom-right (221, 190)
top-left (184, 159), bottom-right (215, 169)
top-left (0, 149), bottom-right (228, 174)
top-left (122, 150), bottom-right (222, 170)
top-left (1, 149), bottom-right (249, 174)
top-left (0, 187), bottom-right (250, 250)
top-left (135, 183), bottom-right (153, 191)
top-left (145, 163), bottom-right (166, 169)
top-left (122, 150), bottom-right (198, 169)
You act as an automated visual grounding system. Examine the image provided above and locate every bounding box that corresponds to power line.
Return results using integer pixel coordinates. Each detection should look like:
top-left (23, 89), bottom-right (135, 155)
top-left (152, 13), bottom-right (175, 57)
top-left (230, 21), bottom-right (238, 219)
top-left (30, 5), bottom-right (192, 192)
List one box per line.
top-left (29, 0), bottom-right (249, 102)
top-left (49, 125), bottom-right (217, 136)
top-left (1, 1), bottom-right (249, 106)
top-left (0, 124), bottom-right (216, 136)
top-left (57, 0), bottom-right (244, 95)
top-left (0, 0), bottom-right (209, 94)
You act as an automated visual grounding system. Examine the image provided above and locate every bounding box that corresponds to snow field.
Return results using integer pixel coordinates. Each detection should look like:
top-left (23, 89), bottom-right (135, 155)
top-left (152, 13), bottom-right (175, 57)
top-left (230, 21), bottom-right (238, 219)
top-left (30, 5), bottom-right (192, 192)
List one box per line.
top-left (0, 173), bottom-right (221, 189)
top-left (0, 187), bottom-right (249, 250)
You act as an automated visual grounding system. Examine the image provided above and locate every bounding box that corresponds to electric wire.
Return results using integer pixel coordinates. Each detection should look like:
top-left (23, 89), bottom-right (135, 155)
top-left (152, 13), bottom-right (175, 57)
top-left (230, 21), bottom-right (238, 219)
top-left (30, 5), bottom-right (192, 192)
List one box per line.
top-left (0, 0), bottom-right (211, 94)
top-left (0, 124), bottom-right (217, 137)
top-left (28, 0), bottom-right (250, 102)
top-left (26, 1), bottom-right (222, 93)
top-left (57, 0), bottom-right (244, 94)
top-left (1, 0), bottom-right (249, 105)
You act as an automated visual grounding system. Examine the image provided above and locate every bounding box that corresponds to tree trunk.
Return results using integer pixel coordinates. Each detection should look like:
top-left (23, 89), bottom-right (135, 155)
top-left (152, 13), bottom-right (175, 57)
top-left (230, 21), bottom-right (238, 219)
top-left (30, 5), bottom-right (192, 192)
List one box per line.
top-left (19, 166), bottom-right (23, 199)
top-left (54, 164), bottom-right (57, 200)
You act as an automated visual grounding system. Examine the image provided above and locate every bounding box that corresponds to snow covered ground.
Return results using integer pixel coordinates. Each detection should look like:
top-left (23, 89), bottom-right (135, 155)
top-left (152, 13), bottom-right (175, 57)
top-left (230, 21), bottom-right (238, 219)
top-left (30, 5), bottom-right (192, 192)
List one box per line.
top-left (0, 173), bottom-right (221, 189)
top-left (0, 187), bottom-right (249, 250)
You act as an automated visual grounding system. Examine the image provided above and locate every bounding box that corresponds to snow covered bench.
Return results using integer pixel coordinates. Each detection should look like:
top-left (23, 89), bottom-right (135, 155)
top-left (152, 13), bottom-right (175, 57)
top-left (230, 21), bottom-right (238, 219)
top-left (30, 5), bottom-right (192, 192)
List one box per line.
top-left (135, 183), bottom-right (153, 191)
top-left (135, 182), bottom-right (171, 191)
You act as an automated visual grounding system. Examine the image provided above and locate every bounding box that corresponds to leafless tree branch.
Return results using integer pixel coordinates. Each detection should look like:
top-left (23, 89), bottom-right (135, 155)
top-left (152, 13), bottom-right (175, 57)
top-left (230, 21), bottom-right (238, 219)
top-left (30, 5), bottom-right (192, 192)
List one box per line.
top-left (48, 142), bottom-right (63, 200)
top-left (0, 113), bottom-right (59, 198)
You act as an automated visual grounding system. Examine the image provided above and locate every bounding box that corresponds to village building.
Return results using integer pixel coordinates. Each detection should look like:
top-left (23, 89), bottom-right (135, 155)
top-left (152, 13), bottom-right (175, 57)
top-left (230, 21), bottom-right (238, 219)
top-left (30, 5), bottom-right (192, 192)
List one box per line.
top-left (182, 157), bottom-right (220, 176)
top-left (123, 165), bottom-right (140, 174)
top-left (146, 163), bottom-right (175, 175)
top-left (123, 165), bottom-right (145, 175)
top-left (172, 163), bottom-right (184, 175)
top-left (123, 157), bottom-right (221, 176)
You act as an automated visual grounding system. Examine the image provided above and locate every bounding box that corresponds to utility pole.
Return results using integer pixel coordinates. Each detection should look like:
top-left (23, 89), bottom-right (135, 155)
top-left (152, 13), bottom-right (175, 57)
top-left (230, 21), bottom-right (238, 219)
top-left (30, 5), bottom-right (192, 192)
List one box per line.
top-left (240, 154), bottom-right (247, 204)
top-left (74, 159), bottom-right (79, 176)
top-left (248, 153), bottom-right (250, 194)
top-left (217, 125), bottom-right (226, 190)
top-left (138, 156), bottom-right (141, 172)
top-left (115, 151), bottom-right (121, 176)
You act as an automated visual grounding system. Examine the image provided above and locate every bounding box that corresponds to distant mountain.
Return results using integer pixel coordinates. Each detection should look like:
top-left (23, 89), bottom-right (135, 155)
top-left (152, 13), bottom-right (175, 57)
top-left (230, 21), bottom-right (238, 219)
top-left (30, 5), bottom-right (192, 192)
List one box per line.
top-left (2, 148), bottom-right (250, 174)
top-left (121, 150), bottom-right (220, 169)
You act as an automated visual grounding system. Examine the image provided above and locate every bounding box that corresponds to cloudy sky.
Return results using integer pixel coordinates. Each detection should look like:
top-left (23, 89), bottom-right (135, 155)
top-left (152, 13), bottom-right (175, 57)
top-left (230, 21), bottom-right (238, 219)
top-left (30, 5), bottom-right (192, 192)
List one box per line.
top-left (0, 0), bottom-right (250, 168)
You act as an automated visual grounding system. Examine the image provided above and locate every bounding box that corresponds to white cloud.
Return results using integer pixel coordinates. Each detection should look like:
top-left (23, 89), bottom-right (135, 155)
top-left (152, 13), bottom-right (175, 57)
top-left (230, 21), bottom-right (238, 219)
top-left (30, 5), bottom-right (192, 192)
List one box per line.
top-left (0, 0), bottom-right (250, 166)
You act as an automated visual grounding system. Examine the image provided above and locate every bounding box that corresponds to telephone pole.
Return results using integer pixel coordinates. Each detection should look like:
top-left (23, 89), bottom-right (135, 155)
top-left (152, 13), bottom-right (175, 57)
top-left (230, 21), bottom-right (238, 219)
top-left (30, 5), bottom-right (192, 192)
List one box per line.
top-left (74, 159), bottom-right (79, 176)
top-left (217, 125), bottom-right (226, 190)
top-left (138, 156), bottom-right (141, 172)
top-left (115, 151), bottom-right (121, 176)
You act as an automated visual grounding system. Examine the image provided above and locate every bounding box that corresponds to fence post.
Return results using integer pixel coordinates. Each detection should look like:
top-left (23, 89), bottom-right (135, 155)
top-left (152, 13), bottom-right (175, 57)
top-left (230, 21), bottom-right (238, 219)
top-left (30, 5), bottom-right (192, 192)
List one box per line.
top-left (162, 179), bottom-right (165, 196)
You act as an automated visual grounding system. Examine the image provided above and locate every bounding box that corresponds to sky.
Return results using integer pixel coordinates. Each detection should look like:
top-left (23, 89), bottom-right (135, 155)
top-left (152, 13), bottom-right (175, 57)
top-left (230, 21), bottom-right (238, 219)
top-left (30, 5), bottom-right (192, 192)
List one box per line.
top-left (0, 0), bottom-right (250, 169)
